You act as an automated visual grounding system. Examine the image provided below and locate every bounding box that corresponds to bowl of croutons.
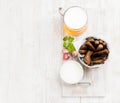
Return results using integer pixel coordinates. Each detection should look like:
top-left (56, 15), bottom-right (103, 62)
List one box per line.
top-left (78, 37), bottom-right (109, 69)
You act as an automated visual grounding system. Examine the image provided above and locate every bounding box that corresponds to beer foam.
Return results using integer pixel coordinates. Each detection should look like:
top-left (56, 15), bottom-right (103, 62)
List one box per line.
top-left (64, 7), bottom-right (87, 29)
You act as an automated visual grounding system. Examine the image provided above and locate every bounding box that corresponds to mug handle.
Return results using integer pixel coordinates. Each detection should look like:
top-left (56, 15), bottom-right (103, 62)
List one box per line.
top-left (77, 81), bottom-right (91, 87)
top-left (59, 7), bottom-right (64, 16)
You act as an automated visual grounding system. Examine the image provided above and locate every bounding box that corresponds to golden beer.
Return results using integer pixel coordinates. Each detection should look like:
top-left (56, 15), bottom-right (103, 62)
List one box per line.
top-left (62, 6), bottom-right (87, 36)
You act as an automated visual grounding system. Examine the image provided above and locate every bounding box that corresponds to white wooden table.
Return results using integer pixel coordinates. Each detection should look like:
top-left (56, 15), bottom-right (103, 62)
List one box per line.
top-left (0, 0), bottom-right (120, 103)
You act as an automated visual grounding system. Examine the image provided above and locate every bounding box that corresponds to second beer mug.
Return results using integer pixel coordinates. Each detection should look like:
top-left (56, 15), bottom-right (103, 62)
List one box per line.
top-left (59, 6), bottom-right (88, 36)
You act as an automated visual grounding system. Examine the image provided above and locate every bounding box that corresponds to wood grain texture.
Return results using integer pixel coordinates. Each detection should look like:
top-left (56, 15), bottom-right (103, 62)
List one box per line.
top-left (0, 0), bottom-right (120, 103)
top-left (62, 9), bottom-right (107, 97)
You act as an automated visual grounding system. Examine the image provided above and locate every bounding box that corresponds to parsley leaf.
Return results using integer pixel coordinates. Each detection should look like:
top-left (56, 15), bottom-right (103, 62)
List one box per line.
top-left (63, 41), bottom-right (68, 48)
top-left (68, 36), bottom-right (74, 42)
top-left (63, 36), bottom-right (68, 41)
top-left (63, 36), bottom-right (76, 53)
top-left (67, 42), bottom-right (76, 52)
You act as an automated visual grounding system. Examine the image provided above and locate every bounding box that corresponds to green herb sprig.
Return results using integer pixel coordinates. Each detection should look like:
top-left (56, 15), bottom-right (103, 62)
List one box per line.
top-left (63, 36), bottom-right (76, 53)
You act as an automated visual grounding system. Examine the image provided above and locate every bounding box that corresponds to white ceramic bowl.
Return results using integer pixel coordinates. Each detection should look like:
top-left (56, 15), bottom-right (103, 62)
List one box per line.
top-left (60, 60), bottom-right (84, 84)
top-left (77, 37), bottom-right (109, 69)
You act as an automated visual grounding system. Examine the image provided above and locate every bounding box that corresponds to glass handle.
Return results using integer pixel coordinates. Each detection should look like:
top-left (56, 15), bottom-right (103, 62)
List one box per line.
top-left (77, 81), bottom-right (91, 87)
top-left (59, 7), bottom-right (64, 16)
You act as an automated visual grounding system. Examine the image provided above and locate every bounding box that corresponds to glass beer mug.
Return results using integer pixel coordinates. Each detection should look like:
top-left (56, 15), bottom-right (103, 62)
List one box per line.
top-left (59, 6), bottom-right (88, 36)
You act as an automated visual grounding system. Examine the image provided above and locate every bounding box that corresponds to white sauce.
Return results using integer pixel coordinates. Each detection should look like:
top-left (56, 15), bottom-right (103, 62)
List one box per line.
top-left (60, 60), bottom-right (84, 84)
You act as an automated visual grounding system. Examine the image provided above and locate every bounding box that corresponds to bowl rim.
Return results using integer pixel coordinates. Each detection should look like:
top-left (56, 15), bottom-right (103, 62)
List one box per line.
top-left (78, 53), bottom-right (103, 69)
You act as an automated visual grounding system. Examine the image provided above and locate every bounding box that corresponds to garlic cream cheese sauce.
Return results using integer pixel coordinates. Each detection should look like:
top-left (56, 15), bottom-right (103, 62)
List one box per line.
top-left (60, 60), bottom-right (84, 84)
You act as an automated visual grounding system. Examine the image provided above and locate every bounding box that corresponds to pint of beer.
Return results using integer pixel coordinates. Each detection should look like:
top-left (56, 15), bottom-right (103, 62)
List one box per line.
top-left (59, 6), bottom-right (88, 36)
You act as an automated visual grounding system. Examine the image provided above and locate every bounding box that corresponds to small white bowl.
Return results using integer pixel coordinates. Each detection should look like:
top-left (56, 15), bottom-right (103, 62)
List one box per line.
top-left (77, 36), bottom-right (109, 69)
top-left (60, 60), bottom-right (84, 84)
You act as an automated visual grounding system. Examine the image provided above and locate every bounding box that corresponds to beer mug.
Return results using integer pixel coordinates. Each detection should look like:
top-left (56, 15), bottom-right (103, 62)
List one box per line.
top-left (59, 6), bottom-right (88, 36)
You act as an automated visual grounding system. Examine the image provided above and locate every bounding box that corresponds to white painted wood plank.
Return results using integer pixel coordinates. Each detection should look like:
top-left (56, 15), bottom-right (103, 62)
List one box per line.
top-left (62, 9), bottom-right (106, 97)
top-left (0, 0), bottom-right (46, 103)
top-left (44, 0), bottom-right (81, 103)
top-left (0, 0), bottom-right (120, 103)
top-left (0, 0), bottom-right (80, 103)
top-left (81, 98), bottom-right (100, 103)
top-left (81, 3), bottom-right (120, 103)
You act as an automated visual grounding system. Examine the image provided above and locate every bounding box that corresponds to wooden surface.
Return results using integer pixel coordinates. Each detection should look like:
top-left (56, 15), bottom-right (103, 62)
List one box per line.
top-left (0, 0), bottom-right (120, 103)
top-left (62, 9), bottom-right (107, 97)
